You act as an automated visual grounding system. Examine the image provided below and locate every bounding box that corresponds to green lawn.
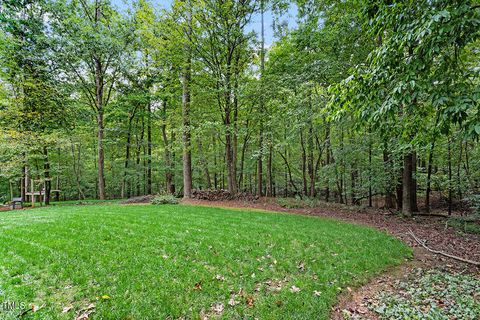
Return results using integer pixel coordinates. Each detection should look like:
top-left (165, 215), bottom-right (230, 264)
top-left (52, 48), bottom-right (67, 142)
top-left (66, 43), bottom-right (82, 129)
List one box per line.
top-left (0, 204), bottom-right (410, 319)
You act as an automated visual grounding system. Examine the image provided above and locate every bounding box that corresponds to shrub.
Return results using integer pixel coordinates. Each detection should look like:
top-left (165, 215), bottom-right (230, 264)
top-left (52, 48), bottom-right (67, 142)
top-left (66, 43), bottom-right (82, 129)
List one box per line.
top-left (276, 196), bottom-right (321, 209)
top-left (151, 194), bottom-right (179, 205)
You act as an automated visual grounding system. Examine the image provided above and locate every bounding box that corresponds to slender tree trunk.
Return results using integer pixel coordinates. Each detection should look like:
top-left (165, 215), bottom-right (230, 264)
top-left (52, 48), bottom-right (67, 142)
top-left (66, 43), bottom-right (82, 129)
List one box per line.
top-left (198, 139), bottom-right (212, 189)
top-left (368, 133), bottom-right (373, 207)
top-left (146, 102), bottom-right (152, 195)
top-left (72, 144), bottom-right (85, 200)
top-left (43, 146), bottom-right (51, 205)
top-left (238, 128), bottom-right (250, 190)
top-left (182, 9), bottom-right (192, 198)
top-left (402, 152), bottom-right (414, 216)
top-left (122, 115), bottom-right (134, 199)
top-left (325, 126), bottom-right (331, 201)
top-left (257, 0), bottom-right (265, 197)
top-left (300, 130), bottom-right (308, 196)
top-left (457, 139), bottom-right (463, 199)
top-left (425, 141), bottom-right (436, 213)
top-left (383, 144), bottom-right (395, 209)
top-left (267, 142), bottom-right (273, 197)
top-left (411, 151), bottom-right (418, 212)
top-left (213, 135), bottom-right (218, 189)
top-left (448, 137), bottom-right (453, 215)
top-left (94, 45), bottom-right (106, 200)
top-left (160, 99), bottom-right (174, 194)
top-left (21, 159), bottom-right (26, 202)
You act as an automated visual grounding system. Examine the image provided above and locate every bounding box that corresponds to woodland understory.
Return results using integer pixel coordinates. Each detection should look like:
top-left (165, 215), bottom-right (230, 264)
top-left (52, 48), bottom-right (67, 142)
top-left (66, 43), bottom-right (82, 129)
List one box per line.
top-left (1, 0), bottom-right (480, 221)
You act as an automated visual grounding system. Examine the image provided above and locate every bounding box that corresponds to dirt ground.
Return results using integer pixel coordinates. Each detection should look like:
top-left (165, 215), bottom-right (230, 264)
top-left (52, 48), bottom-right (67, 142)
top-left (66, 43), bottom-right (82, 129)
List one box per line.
top-left (182, 197), bottom-right (480, 319)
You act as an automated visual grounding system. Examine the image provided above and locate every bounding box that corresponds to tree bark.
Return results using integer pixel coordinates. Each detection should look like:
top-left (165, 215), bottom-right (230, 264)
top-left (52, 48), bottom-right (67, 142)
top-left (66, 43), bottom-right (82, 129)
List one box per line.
top-left (257, 0), bottom-right (265, 197)
top-left (43, 146), bottom-right (51, 205)
top-left (425, 141), bottom-right (435, 213)
top-left (402, 152), bottom-right (414, 216)
top-left (122, 113), bottom-right (134, 199)
top-left (383, 145), bottom-right (395, 209)
top-left (198, 139), bottom-right (212, 189)
top-left (146, 102), bottom-right (152, 195)
top-left (182, 8), bottom-right (192, 199)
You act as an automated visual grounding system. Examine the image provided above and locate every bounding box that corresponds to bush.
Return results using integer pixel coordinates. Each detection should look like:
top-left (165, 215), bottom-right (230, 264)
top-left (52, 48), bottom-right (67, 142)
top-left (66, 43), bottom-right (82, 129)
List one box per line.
top-left (151, 194), bottom-right (179, 205)
top-left (276, 196), bottom-right (321, 209)
top-left (446, 194), bottom-right (480, 234)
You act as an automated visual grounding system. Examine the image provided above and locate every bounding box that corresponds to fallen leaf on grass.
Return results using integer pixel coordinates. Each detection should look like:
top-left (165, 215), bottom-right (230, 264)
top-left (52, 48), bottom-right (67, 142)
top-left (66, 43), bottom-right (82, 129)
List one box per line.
top-left (313, 290), bottom-right (321, 297)
top-left (297, 261), bottom-right (305, 272)
top-left (211, 302), bottom-right (224, 315)
top-left (246, 296), bottom-right (255, 308)
top-left (31, 304), bottom-right (41, 312)
top-left (62, 306), bottom-right (73, 313)
top-left (290, 286), bottom-right (301, 293)
top-left (228, 297), bottom-right (238, 307)
top-left (214, 275), bottom-right (225, 281)
top-left (75, 303), bottom-right (95, 320)
top-left (193, 281), bottom-right (202, 290)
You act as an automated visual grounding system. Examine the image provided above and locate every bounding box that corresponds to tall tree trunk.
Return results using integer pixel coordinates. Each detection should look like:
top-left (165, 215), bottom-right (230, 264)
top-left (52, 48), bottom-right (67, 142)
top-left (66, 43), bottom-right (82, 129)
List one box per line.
top-left (411, 151), bottom-right (418, 212)
top-left (43, 146), bottom-right (51, 205)
top-left (182, 9), bottom-right (192, 199)
top-left (257, 0), bottom-right (265, 197)
top-left (71, 144), bottom-right (85, 200)
top-left (96, 110), bottom-right (105, 200)
top-left (135, 117), bottom-right (144, 196)
top-left (425, 141), bottom-right (435, 213)
top-left (213, 135), bottom-right (218, 189)
top-left (21, 158), bottom-right (26, 202)
top-left (160, 99), bottom-right (175, 194)
top-left (325, 126), bottom-right (331, 201)
top-left (224, 62), bottom-right (237, 194)
top-left (308, 125), bottom-right (315, 197)
top-left (122, 114), bottom-right (134, 199)
top-left (146, 102), bottom-right (152, 195)
top-left (448, 137), bottom-right (453, 215)
top-left (267, 142), bottom-right (273, 197)
top-left (300, 130), bottom-right (308, 196)
top-left (402, 152), bottom-right (414, 216)
top-left (368, 132), bottom-right (373, 207)
top-left (94, 5), bottom-right (105, 200)
top-left (198, 139), bottom-right (212, 189)
top-left (238, 127), bottom-right (250, 190)
top-left (383, 144), bottom-right (395, 209)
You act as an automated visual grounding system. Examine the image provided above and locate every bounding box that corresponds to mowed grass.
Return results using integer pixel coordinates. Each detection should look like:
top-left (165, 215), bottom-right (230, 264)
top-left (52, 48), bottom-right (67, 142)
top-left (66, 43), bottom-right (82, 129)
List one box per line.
top-left (0, 204), bottom-right (411, 319)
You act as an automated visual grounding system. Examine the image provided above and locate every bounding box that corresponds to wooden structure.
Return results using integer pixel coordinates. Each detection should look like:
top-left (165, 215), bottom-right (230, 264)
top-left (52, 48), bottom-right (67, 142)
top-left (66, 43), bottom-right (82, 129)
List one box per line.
top-left (25, 178), bottom-right (60, 207)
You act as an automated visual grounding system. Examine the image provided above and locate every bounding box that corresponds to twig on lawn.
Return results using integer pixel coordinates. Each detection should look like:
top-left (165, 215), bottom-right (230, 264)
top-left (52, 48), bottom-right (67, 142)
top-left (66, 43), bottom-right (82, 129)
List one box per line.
top-left (407, 229), bottom-right (480, 266)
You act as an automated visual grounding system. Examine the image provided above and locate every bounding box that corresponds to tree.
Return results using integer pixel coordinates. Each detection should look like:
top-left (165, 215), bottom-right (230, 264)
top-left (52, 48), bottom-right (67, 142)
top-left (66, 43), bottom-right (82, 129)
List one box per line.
top-left (52, 0), bottom-right (133, 199)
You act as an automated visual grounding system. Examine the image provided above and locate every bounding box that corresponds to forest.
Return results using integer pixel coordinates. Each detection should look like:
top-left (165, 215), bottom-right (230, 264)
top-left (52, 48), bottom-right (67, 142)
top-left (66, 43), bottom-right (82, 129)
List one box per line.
top-left (1, 1), bottom-right (480, 319)
top-left (1, 0), bottom-right (480, 215)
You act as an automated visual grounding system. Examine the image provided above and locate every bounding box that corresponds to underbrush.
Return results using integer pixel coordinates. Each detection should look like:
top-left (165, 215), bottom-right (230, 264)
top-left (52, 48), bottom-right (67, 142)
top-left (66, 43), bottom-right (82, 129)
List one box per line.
top-left (368, 269), bottom-right (480, 320)
top-left (447, 195), bottom-right (480, 235)
top-left (276, 196), bottom-right (322, 209)
top-left (151, 193), bottom-right (179, 205)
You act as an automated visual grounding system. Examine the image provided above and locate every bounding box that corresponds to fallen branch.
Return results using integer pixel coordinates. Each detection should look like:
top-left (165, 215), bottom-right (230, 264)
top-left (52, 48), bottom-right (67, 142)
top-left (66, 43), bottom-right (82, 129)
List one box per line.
top-left (407, 229), bottom-right (480, 266)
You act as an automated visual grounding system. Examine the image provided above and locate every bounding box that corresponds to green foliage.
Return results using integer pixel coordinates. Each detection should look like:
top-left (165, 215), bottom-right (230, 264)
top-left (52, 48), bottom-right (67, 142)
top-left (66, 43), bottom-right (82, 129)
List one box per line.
top-left (276, 196), bottom-right (321, 209)
top-left (445, 194), bottom-right (480, 235)
top-left (151, 193), bottom-right (179, 205)
top-left (370, 270), bottom-right (480, 320)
